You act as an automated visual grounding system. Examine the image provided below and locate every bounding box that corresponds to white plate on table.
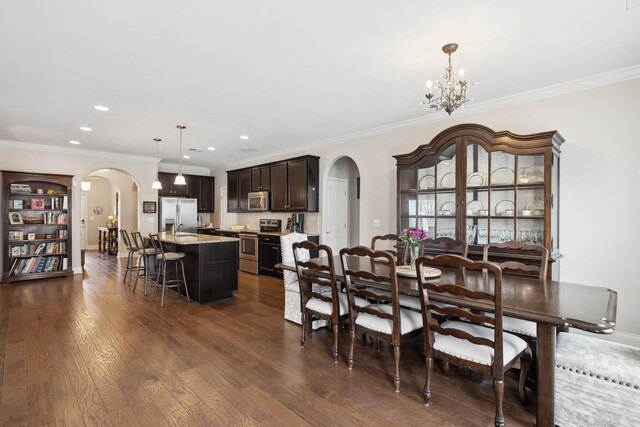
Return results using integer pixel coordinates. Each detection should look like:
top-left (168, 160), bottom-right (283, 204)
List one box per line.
top-left (396, 266), bottom-right (442, 278)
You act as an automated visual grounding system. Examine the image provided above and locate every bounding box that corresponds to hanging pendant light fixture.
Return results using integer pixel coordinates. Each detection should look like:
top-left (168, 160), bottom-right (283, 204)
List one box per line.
top-left (80, 181), bottom-right (92, 191)
top-left (174, 125), bottom-right (187, 185)
top-left (422, 43), bottom-right (477, 115)
top-left (151, 138), bottom-right (163, 190)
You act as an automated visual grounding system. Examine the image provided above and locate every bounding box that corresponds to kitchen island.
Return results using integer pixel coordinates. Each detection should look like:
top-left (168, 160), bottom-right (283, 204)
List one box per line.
top-left (158, 232), bottom-right (239, 303)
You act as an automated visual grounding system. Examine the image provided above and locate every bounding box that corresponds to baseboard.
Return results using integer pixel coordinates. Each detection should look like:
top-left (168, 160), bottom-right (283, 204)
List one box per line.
top-left (570, 328), bottom-right (640, 348)
top-left (73, 267), bottom-right (83, 275)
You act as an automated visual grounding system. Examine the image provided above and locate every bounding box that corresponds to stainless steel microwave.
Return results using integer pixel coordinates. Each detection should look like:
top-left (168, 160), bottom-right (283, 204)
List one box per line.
top-left (248, 191), bottom-right (270, 212)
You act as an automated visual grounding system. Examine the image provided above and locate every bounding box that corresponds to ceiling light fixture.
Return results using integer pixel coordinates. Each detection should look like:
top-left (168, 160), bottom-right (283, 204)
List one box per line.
top-left (207, 147), bottom-right (216, 151)
top-left (94, 105), bottom-right (109, 111)
top-left (80, 181), bottom-right (92, 191)
top-left (422, 43), bottom-right (476, 115)
top-left (69, 140), bottom-right (80, 145)
top-left (183, 155), bottom-right (191, 159)
top-left (240, 135), bottom-right (249, 140)
top-left (80, 126), bottom-right (93, 131)
top-left (174, 125), bottom-right (187, 185)
top-left (152, 138), bottom-right (163, 190)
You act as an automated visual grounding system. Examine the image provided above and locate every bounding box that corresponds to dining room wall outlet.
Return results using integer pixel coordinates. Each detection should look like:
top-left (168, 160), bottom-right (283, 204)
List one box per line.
top-left (373, 219), bottom-right (381, 228)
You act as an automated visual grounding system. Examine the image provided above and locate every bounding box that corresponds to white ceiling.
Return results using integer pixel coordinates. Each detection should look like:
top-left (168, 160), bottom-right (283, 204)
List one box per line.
top-left (1, 1), bottom-right (639, 169)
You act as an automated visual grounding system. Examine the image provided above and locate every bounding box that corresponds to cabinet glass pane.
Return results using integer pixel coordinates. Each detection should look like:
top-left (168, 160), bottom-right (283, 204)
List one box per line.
top-left (551, 153), bottom-right (559, 251)
top-left (417, 194), bottom-right (435, 216)
top-left (517, 218), bottom-right (544, 245)
top-left (418, 159), bottom-right (436, 191)
top-left (490, 152), bottom-right (515, 185)
top-left (491, 189), bottom-right (515, 216)
top-left (489, 218), bottom-right (514, 243)
top-left (466, 189), bottom-right (489, 217)
top-left (466, 141), bottom-right (489, 188)
top-left (516, 187), bottom-right (545, 216)
top-left (436, 144), bottom-right (457, 190)
top-left (400, 217), bottom-right (416, 230)
top-left (418, 217), bottom-right (435, 233)
top-left (435, 192), bottom-right (456, 216)
top-left (474, 218), bottom-right (489, 245)
top-left (517, 154), bottom-right (545, 185)
top-left (435, 218), bottom-right (456, 238)
top-left (400, 193), bottom-right (417, 217)
top-left (399, 168), bottom-right (416, 192)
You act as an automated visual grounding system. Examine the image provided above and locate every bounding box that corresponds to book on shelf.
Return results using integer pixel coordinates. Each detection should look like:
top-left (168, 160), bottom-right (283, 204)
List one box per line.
top-left (62, 257), bottom-right (68, 270)
top-left (10, 199), bottom-right (24, 209)
top-left (9, 183), bottom-right (31, 193)
top-left (62, 196), bottom-right (68, 210)
top-left (35, 257), bottom-right (47, 273)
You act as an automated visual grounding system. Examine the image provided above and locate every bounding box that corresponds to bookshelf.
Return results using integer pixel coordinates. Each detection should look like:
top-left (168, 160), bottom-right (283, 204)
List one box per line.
top-left (3, 171), bottom-right (73, 283)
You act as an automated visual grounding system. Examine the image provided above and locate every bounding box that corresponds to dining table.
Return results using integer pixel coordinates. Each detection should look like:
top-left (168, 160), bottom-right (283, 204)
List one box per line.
top-left (277, 255), bottom-right (618, 427)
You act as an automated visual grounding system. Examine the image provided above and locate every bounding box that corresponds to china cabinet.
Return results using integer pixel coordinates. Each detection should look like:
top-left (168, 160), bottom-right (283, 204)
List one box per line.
top-left (2, 171), bottom-right (73, 283)
top-left (394, 124), bottom-right (564, 279)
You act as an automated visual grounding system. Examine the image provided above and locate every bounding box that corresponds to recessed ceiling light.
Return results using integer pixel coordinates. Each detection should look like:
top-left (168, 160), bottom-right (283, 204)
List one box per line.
top-left (69, 140), bottom-right (81, 145)
top-left (80, 126), bottom-right (93, 131)
top-left (94, 105), bottom-right (109, 111)
top-left (240, 135), bottom-right (249, 140)
top-left (207, 147), bottom-right (216, 151)
top-left (183, 155), bottom-right (191, 159)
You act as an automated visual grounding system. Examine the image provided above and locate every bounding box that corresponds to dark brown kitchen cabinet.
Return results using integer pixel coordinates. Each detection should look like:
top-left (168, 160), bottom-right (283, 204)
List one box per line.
top-left (270, 156), bottom-right (319, 212)
top-left (158, 173), bottom-right (214, 212)
top-left (226, 169), bottom-right (251, 212)
top-left (250, 165), bottom-right (271, 192)
top-left (157, 172), bottom-right (189, 197)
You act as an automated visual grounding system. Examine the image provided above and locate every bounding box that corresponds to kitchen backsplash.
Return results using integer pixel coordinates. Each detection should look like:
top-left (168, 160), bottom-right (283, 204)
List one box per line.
top-left (222, 212), bottom-right (319, 234)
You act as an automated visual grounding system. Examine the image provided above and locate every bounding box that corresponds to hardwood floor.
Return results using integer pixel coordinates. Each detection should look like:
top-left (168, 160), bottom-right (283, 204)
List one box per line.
top-left (0, 251), bottom-right (535, 426)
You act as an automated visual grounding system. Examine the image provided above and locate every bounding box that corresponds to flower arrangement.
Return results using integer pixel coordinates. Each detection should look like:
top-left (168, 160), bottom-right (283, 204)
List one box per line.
top-left (400, 228), bottom-right (428, 270)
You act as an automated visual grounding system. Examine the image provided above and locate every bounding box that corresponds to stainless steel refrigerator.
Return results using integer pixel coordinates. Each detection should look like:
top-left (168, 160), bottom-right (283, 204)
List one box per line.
top-left (159, 197), bottom-right (198, 233)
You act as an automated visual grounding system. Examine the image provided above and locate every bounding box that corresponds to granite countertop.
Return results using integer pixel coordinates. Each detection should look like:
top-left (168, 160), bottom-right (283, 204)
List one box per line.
top-left (209, 228), bottom-right (319, 237)
top-left (159, 232), bottom-right (238, 245)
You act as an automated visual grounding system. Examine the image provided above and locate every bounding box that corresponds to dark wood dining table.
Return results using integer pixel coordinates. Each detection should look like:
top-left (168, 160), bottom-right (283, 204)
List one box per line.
top-left (277, 255), bottom-right (618, 427)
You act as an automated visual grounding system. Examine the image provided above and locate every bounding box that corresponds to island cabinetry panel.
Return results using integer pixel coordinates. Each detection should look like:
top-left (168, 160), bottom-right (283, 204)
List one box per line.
top-left (161, 239), bottom-right (239, 303)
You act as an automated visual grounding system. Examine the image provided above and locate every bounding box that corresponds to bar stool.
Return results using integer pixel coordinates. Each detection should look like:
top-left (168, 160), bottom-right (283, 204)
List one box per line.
top-left (131, 231), bottom-right (156, 295)
top-left (148, 234), bottom-right (190, 307)
top-left (120, 230), bottom-right (141, 287)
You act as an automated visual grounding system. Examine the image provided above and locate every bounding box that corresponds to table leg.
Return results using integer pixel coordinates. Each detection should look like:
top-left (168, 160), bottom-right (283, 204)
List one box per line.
top-left (99, 230), bottom-right (104, 252)
top-left (536, 323), bottom-right (557, 427)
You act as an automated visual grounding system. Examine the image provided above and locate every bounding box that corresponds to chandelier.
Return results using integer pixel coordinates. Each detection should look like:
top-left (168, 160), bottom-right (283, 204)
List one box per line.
top-left (151, 138), bottom-right (162, 190)
top-left (422, 43), bottom-right (476, 115)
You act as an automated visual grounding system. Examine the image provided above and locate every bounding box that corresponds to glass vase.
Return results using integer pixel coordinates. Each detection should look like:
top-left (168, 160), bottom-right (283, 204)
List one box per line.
top-left (409, 244), bottom-right (420, 270)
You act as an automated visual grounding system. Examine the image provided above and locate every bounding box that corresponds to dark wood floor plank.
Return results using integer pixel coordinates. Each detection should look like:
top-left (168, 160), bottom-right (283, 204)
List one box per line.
top-left (0, 250), bottom-right (535, 426)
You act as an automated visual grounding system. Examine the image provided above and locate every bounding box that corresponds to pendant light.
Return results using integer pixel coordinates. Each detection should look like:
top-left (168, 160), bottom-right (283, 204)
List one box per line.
top-left (174, 125), bottom-right (187, 185)
top-left (151, 138), bottom-right (163, 190)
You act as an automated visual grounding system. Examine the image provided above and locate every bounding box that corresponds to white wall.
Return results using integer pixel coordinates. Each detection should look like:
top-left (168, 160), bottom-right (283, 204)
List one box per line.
top-left (84, 177), bottom-right (115, 247)
top-left (212, 78), bottom-right (640, 340)
top-left (328, 157), bottom-right (360, 246)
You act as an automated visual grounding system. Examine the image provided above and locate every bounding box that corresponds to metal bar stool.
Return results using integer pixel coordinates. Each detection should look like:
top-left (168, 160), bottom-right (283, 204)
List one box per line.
top-left (131, 231), bottom-right (156, 295)
top-left (120, 230), bottom-right (141, 287)
top-left (148, 234), bottom-right (190, 307)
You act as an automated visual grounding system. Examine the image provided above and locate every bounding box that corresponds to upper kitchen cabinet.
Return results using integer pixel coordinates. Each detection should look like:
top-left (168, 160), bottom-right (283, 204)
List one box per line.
top-left (394, 123), bottom-right (564, 279)
top-left (188, 175), bottom-right (215, 212)
top-left (226, 168), bottom-right (251, 212)
top-left (250, 165), bottom-right (271, 192)
top-left (157, 172), bottom-right (189, 197)
top-left (270, 156), bottom-right (319, 212)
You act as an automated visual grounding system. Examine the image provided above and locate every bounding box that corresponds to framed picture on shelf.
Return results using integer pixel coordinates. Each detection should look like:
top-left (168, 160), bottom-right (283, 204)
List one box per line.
top-left (9, 212), bottom-right (23, 224)
top-left (11, 199), bottom-right (24, 209)
top-left (31, 198), bottom-right (45, 209)
top-left (9, 231), bottom-right (24, 241)
top-left (27, 233), bottom-right (35, 240)
top-left (143, 201), bottom-right (157, 214)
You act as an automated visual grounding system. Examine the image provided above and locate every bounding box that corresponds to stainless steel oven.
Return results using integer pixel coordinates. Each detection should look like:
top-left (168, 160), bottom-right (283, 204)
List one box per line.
top-left (248, 191), bottom-right (270, 212)
top-left (238, 233), bottom-right (259, 274)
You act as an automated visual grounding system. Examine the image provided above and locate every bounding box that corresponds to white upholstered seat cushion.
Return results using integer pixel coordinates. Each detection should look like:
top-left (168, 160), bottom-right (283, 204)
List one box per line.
top-left (434, 320), bottom-right (528, 366)
top-left (396, 295), bottom-right (456, 311)
top-left (355, 304), bottom-right (423, 335)
top-left (280, 233), bottom-right (309, 292)
top-left (138, 248), bottom-right (156, 255)
top-left (484, 313), bottom-right (537, 337)
top-left (306, 293), bottom-right (371, 316)
top-left (157, 252), bottom-right (185, 261)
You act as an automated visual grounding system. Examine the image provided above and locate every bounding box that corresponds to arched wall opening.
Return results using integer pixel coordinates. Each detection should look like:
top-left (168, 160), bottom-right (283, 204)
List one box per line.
top-left (79, 168), bottom-right (140, 256)
top-left (322, 156), bottom-right (360, 253)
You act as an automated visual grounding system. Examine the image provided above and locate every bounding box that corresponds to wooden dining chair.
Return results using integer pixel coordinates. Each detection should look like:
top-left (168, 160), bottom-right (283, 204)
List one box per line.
top-left (339, 246), bottom-right (423, 392)
top-left (415, 254), bottom-right (530, 427)
top-left (371, 234), bottom-right (406, 264)
top-left (396, 237), bottom-right (468, 312)
top-left (293, 241), bottom-right (369, 362)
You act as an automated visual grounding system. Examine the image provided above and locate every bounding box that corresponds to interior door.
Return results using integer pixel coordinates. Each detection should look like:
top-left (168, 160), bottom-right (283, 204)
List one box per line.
top-left (80, 192), bottom-right (87, 249)
top-left (324, 178), bottom-right (348, 255)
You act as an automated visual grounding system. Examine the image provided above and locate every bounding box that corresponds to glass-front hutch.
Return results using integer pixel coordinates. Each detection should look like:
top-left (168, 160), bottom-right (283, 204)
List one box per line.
top-left (394, 124), bottom-right (564, 279)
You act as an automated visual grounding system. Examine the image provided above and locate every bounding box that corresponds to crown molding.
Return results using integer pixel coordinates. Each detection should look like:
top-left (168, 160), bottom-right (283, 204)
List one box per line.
top-left (216, 65), bottom-right (640, 172)
top-left (0, 139), bottom-right (157, 163)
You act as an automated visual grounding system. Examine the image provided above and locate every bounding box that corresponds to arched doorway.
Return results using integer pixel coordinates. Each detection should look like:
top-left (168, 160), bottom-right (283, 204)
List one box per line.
top-left (323, 156), bottom-right (360, 254)
top-left (79, 169), bottom-right (140, 257)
